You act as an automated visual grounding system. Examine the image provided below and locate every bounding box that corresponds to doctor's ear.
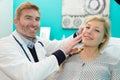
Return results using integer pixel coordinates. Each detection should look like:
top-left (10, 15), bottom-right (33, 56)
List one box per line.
top-left (14, 18), bottom-right (18, 24)
top-left (115, 0), bottom-right (120, 5)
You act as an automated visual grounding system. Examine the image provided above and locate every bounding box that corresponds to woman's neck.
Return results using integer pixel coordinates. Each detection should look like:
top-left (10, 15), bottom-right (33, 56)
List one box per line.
top-left (79, 46), bottom-right (100, 62)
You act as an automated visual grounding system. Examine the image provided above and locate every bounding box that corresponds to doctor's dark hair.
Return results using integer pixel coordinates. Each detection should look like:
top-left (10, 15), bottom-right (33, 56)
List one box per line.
top-left (15, 2), bottom-right (40, 19)
top-left (85, 16), bottom-right (110, 51)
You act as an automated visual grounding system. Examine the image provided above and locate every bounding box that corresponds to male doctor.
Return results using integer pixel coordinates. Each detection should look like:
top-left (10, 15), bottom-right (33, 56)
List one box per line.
top-left (0, 2), bottom-right (82, 80)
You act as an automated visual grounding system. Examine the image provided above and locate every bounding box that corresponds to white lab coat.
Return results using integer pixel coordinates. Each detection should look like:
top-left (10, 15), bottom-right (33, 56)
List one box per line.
top-left (0, 31), bottom-right (72, 80)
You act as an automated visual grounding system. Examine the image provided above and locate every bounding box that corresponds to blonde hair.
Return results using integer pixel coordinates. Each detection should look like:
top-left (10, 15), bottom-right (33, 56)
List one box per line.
top-left (15, 2), bottom-right (40, 19)
top-left (84, 16), bottom-right (110, 51)
top-left (59, 16), bottom-right (110, 71)
top-left (69, 16), bottom-right (110, 57)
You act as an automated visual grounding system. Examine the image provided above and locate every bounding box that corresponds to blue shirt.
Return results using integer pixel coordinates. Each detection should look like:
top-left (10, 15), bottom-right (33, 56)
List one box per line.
top-left (18, 32), bottom-right (36, 49)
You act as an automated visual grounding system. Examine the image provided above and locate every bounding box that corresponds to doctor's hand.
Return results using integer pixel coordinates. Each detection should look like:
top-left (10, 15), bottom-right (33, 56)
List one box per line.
top-left (76, 26), bottom-right (84, 36)
top-left (62, 35), bottom-right (82, 55)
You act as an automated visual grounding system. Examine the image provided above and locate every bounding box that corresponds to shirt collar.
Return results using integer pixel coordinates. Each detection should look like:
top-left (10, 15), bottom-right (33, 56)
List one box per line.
top-left (17, 32), bottom-right (37, 49)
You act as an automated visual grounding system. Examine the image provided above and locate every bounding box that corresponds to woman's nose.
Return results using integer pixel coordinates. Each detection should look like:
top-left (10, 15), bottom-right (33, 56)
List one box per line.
top-left (87, 28), bottom-right (94, 34)
top-left (87, 29), bottom-right (92, 33)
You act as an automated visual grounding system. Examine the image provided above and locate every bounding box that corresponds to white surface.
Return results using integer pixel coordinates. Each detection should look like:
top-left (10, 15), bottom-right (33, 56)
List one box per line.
top-left (0, 0), bottom-right (13, 38)
top-left (40, 27), bottom-right (51, 40)
top-left (102, 37), bottom-right (120, 59)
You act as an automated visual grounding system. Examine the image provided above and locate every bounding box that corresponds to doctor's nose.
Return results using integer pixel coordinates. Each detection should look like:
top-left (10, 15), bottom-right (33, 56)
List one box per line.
top-left (31, 20), bottom-right (39, 26)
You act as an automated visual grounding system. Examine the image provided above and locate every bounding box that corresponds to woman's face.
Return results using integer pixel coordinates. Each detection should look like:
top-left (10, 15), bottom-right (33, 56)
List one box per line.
top-left (82, 20), bottom-right (105, 47)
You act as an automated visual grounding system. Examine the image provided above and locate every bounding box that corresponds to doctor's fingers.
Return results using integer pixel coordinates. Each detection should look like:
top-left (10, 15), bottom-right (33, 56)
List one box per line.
top-left (77, 26), bottom-right (84, 35)
top-left (66, 35), bottom-right (82, 49)
top-left (61, 37), bottom-right (81, 55)
top-left (73, 34), bottom-right (82, 44)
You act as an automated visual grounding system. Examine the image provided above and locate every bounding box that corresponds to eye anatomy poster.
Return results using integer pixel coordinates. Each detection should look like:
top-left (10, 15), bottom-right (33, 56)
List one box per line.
top-left (62, 0), bottom-right (110, 29)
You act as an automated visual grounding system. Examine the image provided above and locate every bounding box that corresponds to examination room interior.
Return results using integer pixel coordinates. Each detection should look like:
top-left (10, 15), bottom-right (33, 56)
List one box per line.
top-left (0, 0), bottom-right (120, 57)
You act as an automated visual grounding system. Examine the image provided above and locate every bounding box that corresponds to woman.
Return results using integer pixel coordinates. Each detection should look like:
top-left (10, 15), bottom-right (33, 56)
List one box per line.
top-left (48, 16), bottom-right (120, 80)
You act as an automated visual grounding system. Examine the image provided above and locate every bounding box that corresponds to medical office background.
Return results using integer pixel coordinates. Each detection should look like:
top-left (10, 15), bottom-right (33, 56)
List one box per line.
top-left (0, 0), bottom-right (120, 40)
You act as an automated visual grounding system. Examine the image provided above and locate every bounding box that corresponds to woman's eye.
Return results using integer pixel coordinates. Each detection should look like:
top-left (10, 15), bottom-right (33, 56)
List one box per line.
top-left (86, 26), bottom-right (90, 29)
top-left (95, 29), bottom-right (100, 32)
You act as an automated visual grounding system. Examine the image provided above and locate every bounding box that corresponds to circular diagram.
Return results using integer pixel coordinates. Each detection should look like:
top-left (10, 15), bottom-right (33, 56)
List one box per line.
top-left (73, 18), bottom-right (82, 28)
top-left (62, 16), bottom-right (72, 28)
top-left (84, 0), bottom-right (106, 15)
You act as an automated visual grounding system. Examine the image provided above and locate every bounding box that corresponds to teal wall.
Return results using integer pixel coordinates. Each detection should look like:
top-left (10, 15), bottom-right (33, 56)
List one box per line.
top-left (13, 0), bottom-right (120, 40)
top-left (110, 0), bottom-right (120, 38)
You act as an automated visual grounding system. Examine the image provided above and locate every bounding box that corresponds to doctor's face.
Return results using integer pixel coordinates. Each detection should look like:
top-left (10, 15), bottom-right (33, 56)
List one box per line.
top-left (82, 20), bottom-right (105, 48)
top-left (14, 9), bottom-right (40, 41)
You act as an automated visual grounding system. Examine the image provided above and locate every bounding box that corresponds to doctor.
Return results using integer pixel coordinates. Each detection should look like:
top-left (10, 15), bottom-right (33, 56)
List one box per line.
top-left (0, 2), bottom-right (82, 80)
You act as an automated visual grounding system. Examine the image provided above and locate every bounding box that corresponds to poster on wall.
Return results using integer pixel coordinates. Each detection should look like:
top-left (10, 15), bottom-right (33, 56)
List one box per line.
top-left (62, 0), bottom-right (110, 29)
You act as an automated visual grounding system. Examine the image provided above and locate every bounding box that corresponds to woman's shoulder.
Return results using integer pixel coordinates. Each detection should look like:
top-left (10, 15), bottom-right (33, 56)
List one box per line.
top-left (102, 53), bottom-right (120, 66)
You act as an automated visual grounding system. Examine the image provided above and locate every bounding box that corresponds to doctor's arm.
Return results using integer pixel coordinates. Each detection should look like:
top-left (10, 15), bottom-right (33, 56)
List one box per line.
top-left (42, 27), bottom-right (83, 55)
top-left (0, 35), bottom-right (81, 80)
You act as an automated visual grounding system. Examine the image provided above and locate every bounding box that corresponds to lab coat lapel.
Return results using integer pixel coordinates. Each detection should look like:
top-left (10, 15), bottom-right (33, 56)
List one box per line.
top-left (12, 31), bottom-right (35, 62)
top-left (35, 40), bottom-right (47, 61)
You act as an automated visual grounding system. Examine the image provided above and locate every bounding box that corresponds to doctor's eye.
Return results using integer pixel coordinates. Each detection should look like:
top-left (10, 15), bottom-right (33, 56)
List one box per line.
top-left (25, 16), bottom-right (32, 21)
top-left (35, 17), bottom-right (40, 21)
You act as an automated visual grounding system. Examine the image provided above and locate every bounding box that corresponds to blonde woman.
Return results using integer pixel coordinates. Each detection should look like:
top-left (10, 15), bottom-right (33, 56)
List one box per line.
top-left (49, 16), bottom-right (120, 80)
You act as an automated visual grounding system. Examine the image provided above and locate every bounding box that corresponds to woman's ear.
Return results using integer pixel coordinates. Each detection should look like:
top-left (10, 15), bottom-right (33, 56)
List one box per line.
top-left (101, 37), bottom-right (106, 43)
